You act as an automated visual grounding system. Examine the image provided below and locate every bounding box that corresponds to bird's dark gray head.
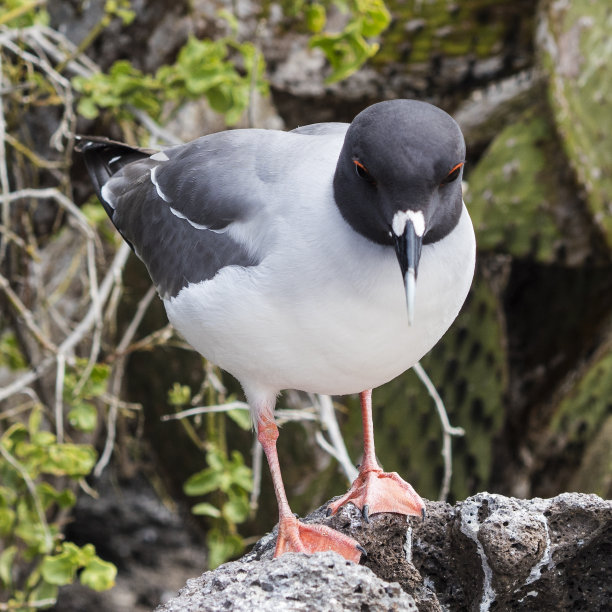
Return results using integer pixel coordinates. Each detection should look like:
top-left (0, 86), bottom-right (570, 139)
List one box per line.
top-left (333, 99), bottom-right (466, 323)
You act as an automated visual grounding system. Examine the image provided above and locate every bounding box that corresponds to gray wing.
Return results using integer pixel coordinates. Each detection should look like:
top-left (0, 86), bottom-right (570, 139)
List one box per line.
top-left (291, 123), bottom-right (348, 136)
top-left (87, 130), bottom-right (286, 299)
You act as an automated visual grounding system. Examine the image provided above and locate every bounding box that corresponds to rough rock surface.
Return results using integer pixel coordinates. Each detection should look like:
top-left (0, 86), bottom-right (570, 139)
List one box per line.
top-left (156, 552), bottom-right (416, 612)
top-left (157, 492), bottom-right (611, 611)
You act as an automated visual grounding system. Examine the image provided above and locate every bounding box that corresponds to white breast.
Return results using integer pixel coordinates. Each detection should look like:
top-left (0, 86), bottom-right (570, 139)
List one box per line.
top-left (164, 200), bottom-right (475, 406)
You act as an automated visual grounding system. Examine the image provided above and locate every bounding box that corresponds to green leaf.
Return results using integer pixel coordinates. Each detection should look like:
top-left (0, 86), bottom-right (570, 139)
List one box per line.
top-left (167, 383), bottom-right (191, 407)
top-left (0, 545), bottom-right (17, 588)
top-left (355, 0), bottom-right (391, 37)
top-left (222, 492), bottom-right (249, 523)
top-left (80, 557), bottom-right (117, 591)
top-left (0, 507), bottom-right (16, 536)
top-left (217, 8), bottom-right (239, 34)
top-left (68, 402), bottom-right (98, 432)
top-left (31, 431), bottom-right (56, 447)
top-left (76, 96), bottom-right (100, 120)
top-left (0, 331), bottom-right (27, 370)
top-left (41, 444), bottom-right (97, 477)
top-left (206, 529), bottom-right (244, 569)
top-left (226, 408), bottom-right (251, 431)
top-left (40, 551), bottom-right (78, 586)
top-left (205, 447), bottom-right (226, 472)
top-left (306, 4), bottom-right (326, 33)
top-left (36, 482), bottom-right (76, 511)
top-left (28, 580), bottom-right (58, 606)
top-left (228, 452), bottom-right (253, 492)
top-left (183, 468), bottom-right (221, 496)
top-left (0, 485), bottom-right (17, 505)
top-left (191, 502), bottom-right (221, 518)
top-left (28, 406), bottom-right (42, 437)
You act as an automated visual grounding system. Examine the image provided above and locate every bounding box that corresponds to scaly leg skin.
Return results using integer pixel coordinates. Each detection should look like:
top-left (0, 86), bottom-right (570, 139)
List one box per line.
top-left (257, 417), bottom-right (363, 562)
top-left (327, 389), bottom-right (426, 522)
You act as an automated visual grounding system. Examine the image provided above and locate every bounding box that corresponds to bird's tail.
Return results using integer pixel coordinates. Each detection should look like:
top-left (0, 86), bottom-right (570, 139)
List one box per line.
top-left (76, 136), bottom-right (155, 219)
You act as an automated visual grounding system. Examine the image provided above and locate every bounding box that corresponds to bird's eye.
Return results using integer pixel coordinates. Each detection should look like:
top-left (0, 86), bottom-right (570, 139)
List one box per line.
top-left (441, 162), bottom-right (464, 186)
top-left (353, 159), bottom-right (376, 185)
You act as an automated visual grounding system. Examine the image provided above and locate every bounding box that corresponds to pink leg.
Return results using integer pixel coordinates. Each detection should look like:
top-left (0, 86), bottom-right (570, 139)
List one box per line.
top-left (257, 416), bottom-right (363, 561)
top-left (327, 389), bottom-right (425, 520)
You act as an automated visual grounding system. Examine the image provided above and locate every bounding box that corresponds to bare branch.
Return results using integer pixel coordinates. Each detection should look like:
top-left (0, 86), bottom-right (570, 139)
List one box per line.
top-left (413, 362), bottom-right (464, 502)
top-left (161, 401), bottom-right (250, 422)
top-left (0, 273), bottom-right (58, 352)
top-left (313, 394), bottom-right (358, 482)
top-left (93, 284), bottom-right (157, 478)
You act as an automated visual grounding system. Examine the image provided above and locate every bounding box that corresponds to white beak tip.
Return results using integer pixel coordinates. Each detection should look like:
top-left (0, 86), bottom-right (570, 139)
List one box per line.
top-left (405, 268), bottom-right (416, 326)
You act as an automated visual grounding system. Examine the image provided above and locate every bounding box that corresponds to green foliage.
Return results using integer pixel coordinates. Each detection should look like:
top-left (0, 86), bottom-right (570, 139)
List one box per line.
top-left (40, 542), bottom-right (116, 591)
top-left (64, 360), bottom-right (111, 433)
top-left (167, 383), bottom-right (192, 407)
top-left (73, 1), bottom-right (392, 126)
top-left (0, 402), bottom-right (116, 609)
top-left (0, 331), bottom-right (28, 371)
top-left (73, 30), bottom-right (268, 127)
top-left (310, 0), bottom-right (391, 82)
top-left (184, 445), bottom-right (252, 569)
top-left (103, 0), bottom-right (135, 26)
top-left (0, 0), bottom-right (49, 28)
top-left (169, 367), bottom-right (253, 569)
top-left (73, 60), bottom-right (161, 120)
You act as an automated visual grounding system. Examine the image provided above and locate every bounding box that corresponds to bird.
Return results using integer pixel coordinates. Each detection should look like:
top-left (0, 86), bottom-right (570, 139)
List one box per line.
top-left (78, 99), bottom-right (476, 563)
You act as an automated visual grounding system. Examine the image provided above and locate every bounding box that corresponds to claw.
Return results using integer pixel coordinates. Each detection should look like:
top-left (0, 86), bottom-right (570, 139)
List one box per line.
top-left (362, 504), bottom-right (370, 524)
top-left (421, 507), bottom-right (426, 522)
top-left (356, 544), bottom-right (367, 557)
top-left (326, 506), bottom-right (332, 517)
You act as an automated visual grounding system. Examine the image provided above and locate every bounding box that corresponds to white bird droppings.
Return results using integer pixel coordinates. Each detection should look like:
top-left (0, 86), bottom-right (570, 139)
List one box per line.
top-left (459, 501), bottom-right (496, 612)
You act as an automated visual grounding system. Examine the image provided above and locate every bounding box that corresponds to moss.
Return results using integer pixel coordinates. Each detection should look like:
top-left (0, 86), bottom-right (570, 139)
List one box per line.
top-left (374, 0), bottom-right (534, 67)
top-left (540, 0), bottom-right (612, 247)
top-left (569, 415), bottom-right (612, 498)
top-left (465, 111), bottom-right (566, 262)
top-left (551, 348), bottom-right (612, 445)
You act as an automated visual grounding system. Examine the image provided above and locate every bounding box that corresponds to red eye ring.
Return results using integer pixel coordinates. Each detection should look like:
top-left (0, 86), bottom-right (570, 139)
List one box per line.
top-left (441, 161), bottom-right (464, 185)
top-left (353, 159), bottom-right (376, 184)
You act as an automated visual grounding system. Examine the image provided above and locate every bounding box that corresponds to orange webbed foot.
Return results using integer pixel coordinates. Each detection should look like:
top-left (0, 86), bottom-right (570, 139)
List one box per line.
top-left (327, 468), bottom-right (425, 521)
top-left (274, 514), bottom-right (364, 563)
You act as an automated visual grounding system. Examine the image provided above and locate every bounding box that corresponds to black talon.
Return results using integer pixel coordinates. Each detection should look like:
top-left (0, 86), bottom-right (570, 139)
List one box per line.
top-left (326, 507), bottom-right (332, 517)
top-left (362, 504), bottom-right (370, 524)
top-left (356, 544), bottom-right (367, 557)
top-left (421, 507), bottom-right (426, 522)
top-left (293, 512), bottom-right (300, 518)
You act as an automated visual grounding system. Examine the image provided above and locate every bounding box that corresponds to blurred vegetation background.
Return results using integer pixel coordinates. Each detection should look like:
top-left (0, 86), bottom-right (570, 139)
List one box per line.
top-left (0, 0), bottom-right (610, 610)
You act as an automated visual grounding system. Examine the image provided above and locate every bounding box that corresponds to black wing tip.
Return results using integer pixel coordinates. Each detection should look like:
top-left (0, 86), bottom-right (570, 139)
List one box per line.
top-left (78, 136), bottom-right (153, 194)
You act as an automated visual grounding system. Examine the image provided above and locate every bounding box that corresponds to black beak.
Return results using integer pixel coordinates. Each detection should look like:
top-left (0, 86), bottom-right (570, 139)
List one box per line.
top-left (393, 220), bottom-right (423, 326)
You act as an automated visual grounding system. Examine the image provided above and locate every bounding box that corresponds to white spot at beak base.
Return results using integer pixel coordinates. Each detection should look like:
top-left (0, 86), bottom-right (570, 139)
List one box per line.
top-left (392, 209), bottom-right (425, 238)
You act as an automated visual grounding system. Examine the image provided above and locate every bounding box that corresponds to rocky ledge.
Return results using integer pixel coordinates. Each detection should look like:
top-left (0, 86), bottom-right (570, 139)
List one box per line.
top-left (157, 492), bottom-right (611, 611)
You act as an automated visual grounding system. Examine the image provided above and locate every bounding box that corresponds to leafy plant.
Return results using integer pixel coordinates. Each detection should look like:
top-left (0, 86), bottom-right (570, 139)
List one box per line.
top-left (0, 406), bottom-right (116, 610)
top-left (168, 368), bottom-right (253, 570)
top-left (184, 445), bottom-right (252, 569)
top-left (0, 0), bottom-right (50, 28)
top-left (73, 30), bottom-right (268, 126)
top-left (310, 0), bottom-right (392, 82)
